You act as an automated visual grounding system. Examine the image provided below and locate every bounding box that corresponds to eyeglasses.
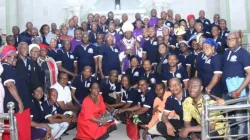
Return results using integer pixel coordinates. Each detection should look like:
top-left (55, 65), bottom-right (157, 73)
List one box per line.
top-left (227, 38), bottom-right (238, 41)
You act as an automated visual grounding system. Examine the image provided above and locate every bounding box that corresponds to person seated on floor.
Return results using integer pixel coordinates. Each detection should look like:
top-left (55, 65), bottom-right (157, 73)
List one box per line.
top-left (74, 82), bottom-right (117, 140)
top-left (100, 70), bottom-right (121, 105)
top-left (179, 78), bottom-right (226, 140)
top-left (41, 88), bottom-right (72, 140)
top-left (142, 82), bottom-right (172, 139)
top-left (30, 84), bottom-right (52, 140)
top-left (123, 78), bottom-right (156, 127)
top-left (156, 78), bottom-right (189, 139)
top-left (112, 75), bottom-right (141, 122)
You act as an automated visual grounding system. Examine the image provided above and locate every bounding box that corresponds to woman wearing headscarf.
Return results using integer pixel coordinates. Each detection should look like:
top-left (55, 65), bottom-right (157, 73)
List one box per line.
top-left (196, 38), bottom-right (223, 97)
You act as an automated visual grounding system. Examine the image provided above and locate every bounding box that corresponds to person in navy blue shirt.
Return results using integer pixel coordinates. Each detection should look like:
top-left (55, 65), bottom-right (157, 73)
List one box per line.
top-left (142, 60), bottom-right (161, 88)
top-left (219, 19), bottom-right (230, 42)
top-left (196, 38), bottom-right (223, 97)
top-left (186, 18), bottom-right (196, 41)
top-left (157, 78), bottom-right (189, 138)
top-left (132, 13), bottom-right (142, 28)
top-left (142, 27), bottom-right (159, 66)
top-left (98, 34), bottom-right (121, 79)
top-left (20, 22), bottom-right (33, 43)
top-left (71, 66), bottom-right (96, 107)
top-left (196, 10), bottom-right (211, 34)
top-left (74, 32), bottom-right (98, 76)
top-left (41, 88), bottom-right (72, 139)
top-left (99, 16), bottom-right (108, 33)
top-left (1, 45), bottom-right (32, 113)
top-left (106, 11), bottom-right (115, 26)
top-left (112, 75), bottom-right (141, 123)
top-left (161, 54), bottom-right (189, 89)
top-left (125, 55), bottom-right (144, 88)
top-left (195, 22), bottom-right (204, 35)
top-left (211, 25), bottom-right (227, 54)
top-left (57, 40), bottom-right (78, 80)
top-left (211, 14), bottom-right (220, 26)
top-left (126, 78), bottom-right (156, 125)
top-left (223, 31), bottom-right (250, 138)
top-left (156, 43), bottom-right (170, 75)
top-left (178, 41), bottom-right (194, 77)
top-left (12, 26), bottom-right (31, 47)
top-left (99, 70), bottom-right (121, 105)
top-left (47, 38), bottom-right (60, 62)
top-left (89, 22), bottom-right (101, 44)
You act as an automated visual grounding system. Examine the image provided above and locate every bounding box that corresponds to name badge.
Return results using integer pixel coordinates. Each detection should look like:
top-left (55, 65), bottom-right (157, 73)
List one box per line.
top-left (230, 55), bottom-right (237, 62)
top-left (133, 71), bottom-right (139, 76)
top-left (150, 78), bottom-right (156, 84)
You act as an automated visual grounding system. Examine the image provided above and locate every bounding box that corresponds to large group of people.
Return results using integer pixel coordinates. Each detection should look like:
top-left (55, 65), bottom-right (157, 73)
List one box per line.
top-left (0, 8), bottom-right (249, 140)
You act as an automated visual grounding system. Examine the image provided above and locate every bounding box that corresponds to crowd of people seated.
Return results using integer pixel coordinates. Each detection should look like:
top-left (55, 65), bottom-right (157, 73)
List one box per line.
top-left (0, 8), bottom-right (249, 140)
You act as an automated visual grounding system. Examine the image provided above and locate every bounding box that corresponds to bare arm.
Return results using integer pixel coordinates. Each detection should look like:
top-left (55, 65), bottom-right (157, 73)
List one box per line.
top-left (94, 57), bottom-right (98, 77)
top-left (206, 73), bottom-right (222, 93)
top-left (186, 65), bottom-right (191, 78)
top-left (57, 101), bottom-right (77, 111)
top-left (74, 61), bottom-right (78, 74)
top-left (133, 106), bottom-right (149, 115)
top-left (98, 56), bottom-right (105, 79)
top-left (71, 88), bottom-right (81, 107)
top-left (123, 104), bottom-right (141, 112)
top-left (57, 63), bottom-right (77, 77)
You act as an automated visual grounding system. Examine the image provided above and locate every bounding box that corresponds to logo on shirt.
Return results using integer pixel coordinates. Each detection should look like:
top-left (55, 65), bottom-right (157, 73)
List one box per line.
top-left (133, 71), bottom-right (139, 76)
top-left (163, 59), bottom-right (168, 64)
top-left (230, 55), bottom-right (237, 62)
top-left (225, 33), bottom-right (228, 36)
top-left (217, 42), bottom-right (221, 46)
top-left (205, 59), bottom-right (211, 64)
top-left (150, 78), bottom-right (156, 84)
top-left (152, 41), bottom-right (158, 45)
top-left (141, 95), bottom-right (145, 102)
top-left (86, 83), bottom-right (90, 88)
top-left (70, 55), bottom-right (74, 59)
top-left (114, 49), bottom-right (119, 53)
top-left (176, 73), bottom-right (182, 78)
top-left (118, 31), bottom-right (123, 35)
top-left (205, 21), bottom-right (209, 25)
top-left (88, 48), bottom-right (93, 54)
top-left (167, 23), bottom-right (171, 27)
top-left (28, 65), bottom-right (31, 71)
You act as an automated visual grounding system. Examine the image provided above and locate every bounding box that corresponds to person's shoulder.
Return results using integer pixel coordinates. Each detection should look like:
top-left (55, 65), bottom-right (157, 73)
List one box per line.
top-left (183, 97), bottom-right (193, 105)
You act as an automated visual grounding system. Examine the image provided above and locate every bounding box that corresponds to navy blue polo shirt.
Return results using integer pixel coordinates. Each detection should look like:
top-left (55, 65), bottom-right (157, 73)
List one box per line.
top-left (165, 21), bottom-right (174, 28)
top-left (74, 44), bottom-right (98, 73)
top-left (1, 63), bottom-right (33, 113)
top-left (100, 78), bottom-right (121, 96)
top-left (142, 71), bottom-right (161, 88)
top-left (161, 65), bottom-right (189, 83)
top-left (186, 51), bottom-right (199, 77)
top-left (214, 37), bottom-right (227, 54)
top-left (138, 88), bottom-right (156, 115)
top-left (121, 87), bottom-right (140, 107)
top-left (223, 46), bottom-right (250, 93)
top-left (47, 49), bottom-right (59, 62)
top-left (185, 28), bottom-right (196, 41)
top-left (41, 100), bottom-right (65, 123)
top-left (220, 30), bottom-right (230, 42)
top-left (164, 90), bottom-right (188, 123)
top-left (178, 53), bottom-right (193, 69)
top-left (71, 75), bottom-right (96, 104)
top-left (30, 98), bottom-right (44, 123)
top-left (125, 67), bottom-right (144, 86)
top-left (196, 53), bottom-right (208, 78)
top-left (57, 50), bottom-right (77, 73)
top-left (196, 18), bottom-right (211, 34)
top-left (197, 53), bottom-right (223, 97)
top-left (98, 45), bottom-right (121, 76)
top-left (143, 39), bottom-right (159, 64)
top-left (89, 31), bottom-right (97, 44)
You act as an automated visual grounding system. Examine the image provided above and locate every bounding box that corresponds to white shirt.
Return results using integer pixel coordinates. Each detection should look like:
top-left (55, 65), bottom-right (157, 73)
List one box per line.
top-left (51, 82), bottom-right (72, 104)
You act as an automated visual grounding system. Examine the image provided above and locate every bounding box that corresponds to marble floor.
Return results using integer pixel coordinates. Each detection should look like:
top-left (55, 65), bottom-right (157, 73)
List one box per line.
top-left (62, 121), bottom-right (165, 140)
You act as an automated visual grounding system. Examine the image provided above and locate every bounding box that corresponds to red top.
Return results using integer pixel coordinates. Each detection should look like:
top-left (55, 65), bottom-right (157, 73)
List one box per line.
top-left (75, 94), bottom-right (114, 140)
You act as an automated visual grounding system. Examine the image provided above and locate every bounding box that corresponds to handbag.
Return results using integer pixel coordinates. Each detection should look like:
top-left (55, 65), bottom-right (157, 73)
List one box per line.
top-left (126, 119), bottom-right (140, 140)
top-left (226, 76), bottom-right (246, 97)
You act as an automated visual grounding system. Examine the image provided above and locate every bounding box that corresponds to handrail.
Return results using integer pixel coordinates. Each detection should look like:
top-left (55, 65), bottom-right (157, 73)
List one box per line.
top-left (0, 102), bottom-right (18, 140)
top-left (201, 95), bottom-right (250, 140)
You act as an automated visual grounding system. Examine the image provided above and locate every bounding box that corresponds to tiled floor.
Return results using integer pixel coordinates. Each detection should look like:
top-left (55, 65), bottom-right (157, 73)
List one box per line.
top-left (62, 121), bottom-right (165, 140)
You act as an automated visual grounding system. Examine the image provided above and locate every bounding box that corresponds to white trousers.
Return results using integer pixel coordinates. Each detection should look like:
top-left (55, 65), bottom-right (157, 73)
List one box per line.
top-left (48, 122), bottom-right (69, 139)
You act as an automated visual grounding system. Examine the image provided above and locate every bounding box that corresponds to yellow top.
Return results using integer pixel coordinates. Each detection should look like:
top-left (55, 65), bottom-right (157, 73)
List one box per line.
top-left (183, 97), bottom-right (227, 135)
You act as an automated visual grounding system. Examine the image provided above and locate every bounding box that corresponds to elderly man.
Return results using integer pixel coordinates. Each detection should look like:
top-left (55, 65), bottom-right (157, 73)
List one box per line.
top-left (196, 10), bottom-right (211, 34)
top-left (12, 26), bottom-right (30, 47)
top-left (120, 13), bottom-right (128, 27)
top-left (106, 11), bottom-right (115, 26)
top-left (72, 16), bottom-right (79, 28)
top-left (21, 21), bottom-right (33, 41)
top-left (15, 42), bottom-right (32, 93)
top-left (223, 32), bottom-right (250, 138)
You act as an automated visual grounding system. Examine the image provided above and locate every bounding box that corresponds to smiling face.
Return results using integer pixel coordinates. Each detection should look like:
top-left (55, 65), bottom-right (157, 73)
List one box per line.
top-left (168, 55), bottom-right (178, 67)
top-left (90, 83), bottom-right (100, 97)
top-left (33, 87), bottom-right (44, 101)
top-left (169, 78), bottom-right (182, 95)
top-left (202, 43), bottom-right (214, 56)
top-left (187, 79), bottom-right (203, 99)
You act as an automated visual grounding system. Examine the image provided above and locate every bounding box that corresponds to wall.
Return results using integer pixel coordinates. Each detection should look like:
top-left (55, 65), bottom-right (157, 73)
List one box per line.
top-left (0, 0), bottom-right (6, 34)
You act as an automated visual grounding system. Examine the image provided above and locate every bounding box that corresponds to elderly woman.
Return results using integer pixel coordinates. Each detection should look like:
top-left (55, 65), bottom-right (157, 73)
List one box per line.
top-left (75, 82), bottom-right (117, 140)
top-left (1, 45), bottom-right (32, 113)
top-left (118, 21), bottom-right (142, 73)
top-left (196, 38), bottom-right (223, 97)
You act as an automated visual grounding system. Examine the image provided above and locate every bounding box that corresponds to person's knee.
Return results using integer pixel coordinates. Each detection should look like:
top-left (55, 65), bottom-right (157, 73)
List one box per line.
top-left (156, 121), bottom-right (167, 135)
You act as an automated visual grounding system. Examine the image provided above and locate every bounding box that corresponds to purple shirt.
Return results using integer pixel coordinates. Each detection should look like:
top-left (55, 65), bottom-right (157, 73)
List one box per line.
top-left (71, 38), bottom-right (83, 52)
top-left (149, 17), bottom-right (158, 27)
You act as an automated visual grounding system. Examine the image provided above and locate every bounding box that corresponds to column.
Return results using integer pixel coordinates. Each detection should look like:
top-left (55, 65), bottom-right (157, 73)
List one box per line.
top-left (17, 0), bottom-right (32, 32)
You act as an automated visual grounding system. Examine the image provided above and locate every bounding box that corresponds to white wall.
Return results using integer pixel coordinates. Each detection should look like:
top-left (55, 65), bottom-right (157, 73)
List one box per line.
top-left (0, 0), bottom-right (6, 34)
